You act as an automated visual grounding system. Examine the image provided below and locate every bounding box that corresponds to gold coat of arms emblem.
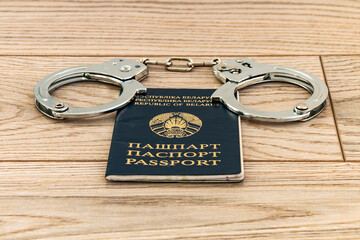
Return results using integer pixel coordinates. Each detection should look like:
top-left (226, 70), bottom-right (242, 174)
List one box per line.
top-left (149, 112), bottom-right (202, 138)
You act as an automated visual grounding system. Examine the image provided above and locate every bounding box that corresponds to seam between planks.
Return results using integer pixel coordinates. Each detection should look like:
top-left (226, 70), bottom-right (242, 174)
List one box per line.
top-left (319, 55), bottom-right (346, 161)
top-left (2, 54), bottom-right (360, 57)
top-left (0, 160), bottom-right (346, 163)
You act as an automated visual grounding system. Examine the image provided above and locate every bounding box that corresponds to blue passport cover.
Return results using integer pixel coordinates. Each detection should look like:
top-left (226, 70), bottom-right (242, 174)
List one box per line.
top-left (106, 88), bottom-right (243, 182)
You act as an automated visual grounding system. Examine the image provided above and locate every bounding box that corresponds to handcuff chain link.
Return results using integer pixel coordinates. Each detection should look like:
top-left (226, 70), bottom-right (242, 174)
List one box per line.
top-left (140, 57), bottom-right (221, 72)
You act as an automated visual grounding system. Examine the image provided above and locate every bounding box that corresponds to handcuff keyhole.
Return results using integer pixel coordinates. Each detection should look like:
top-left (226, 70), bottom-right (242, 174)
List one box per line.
top-left (230, 69), bottom-right (241, 74)
top-left (242, 63), bottom-right (252, 68)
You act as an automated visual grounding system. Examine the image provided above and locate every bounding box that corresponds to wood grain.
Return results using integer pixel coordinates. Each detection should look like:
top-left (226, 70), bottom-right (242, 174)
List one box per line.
top-left (1, 1), bottom-right (358, 238)
top-left (0, 0), bottom-right (360, 56)
top-left (0, 161), bottom-right (360, 239)
top-left (322, 56), bottom-right (360, 161)
top-left (0, 56), bottom-right (342, 161)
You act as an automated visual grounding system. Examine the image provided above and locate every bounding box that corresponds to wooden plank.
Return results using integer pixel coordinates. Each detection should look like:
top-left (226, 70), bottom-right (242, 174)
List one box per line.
top-left (0, 161), bottom-right (360, 239)
top-left (0, 56), bottom-right (342, 161)
top-left (0, 0), bottom-right (360, 56)
top-left (322, 56), bottom-right (360, 161)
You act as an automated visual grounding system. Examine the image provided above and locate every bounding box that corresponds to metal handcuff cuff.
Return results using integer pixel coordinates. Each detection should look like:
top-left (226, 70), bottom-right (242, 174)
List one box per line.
top-left (34, 57), bottom-right (328, 122)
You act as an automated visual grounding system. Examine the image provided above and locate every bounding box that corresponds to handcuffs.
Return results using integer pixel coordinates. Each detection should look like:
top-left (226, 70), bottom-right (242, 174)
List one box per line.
top-left (34, 57), bottom-right (328, 122)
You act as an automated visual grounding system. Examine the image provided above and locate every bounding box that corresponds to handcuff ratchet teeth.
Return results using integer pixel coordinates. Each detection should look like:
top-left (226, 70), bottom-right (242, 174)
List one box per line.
top-left (211, 57), bottom-right (328, 122)
top-left (34, 57), bottom-right (328, 122)
top-left (34, 58), bottom-right (147, 119)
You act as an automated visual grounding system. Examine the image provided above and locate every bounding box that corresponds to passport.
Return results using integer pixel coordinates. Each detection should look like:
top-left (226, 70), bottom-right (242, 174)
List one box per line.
top-left (106, 88), bottom-right (244, 182)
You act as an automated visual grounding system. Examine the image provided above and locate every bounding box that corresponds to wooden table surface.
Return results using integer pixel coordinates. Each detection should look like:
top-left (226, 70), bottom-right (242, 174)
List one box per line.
top-left (1, 1), bottom-right (360, 239)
